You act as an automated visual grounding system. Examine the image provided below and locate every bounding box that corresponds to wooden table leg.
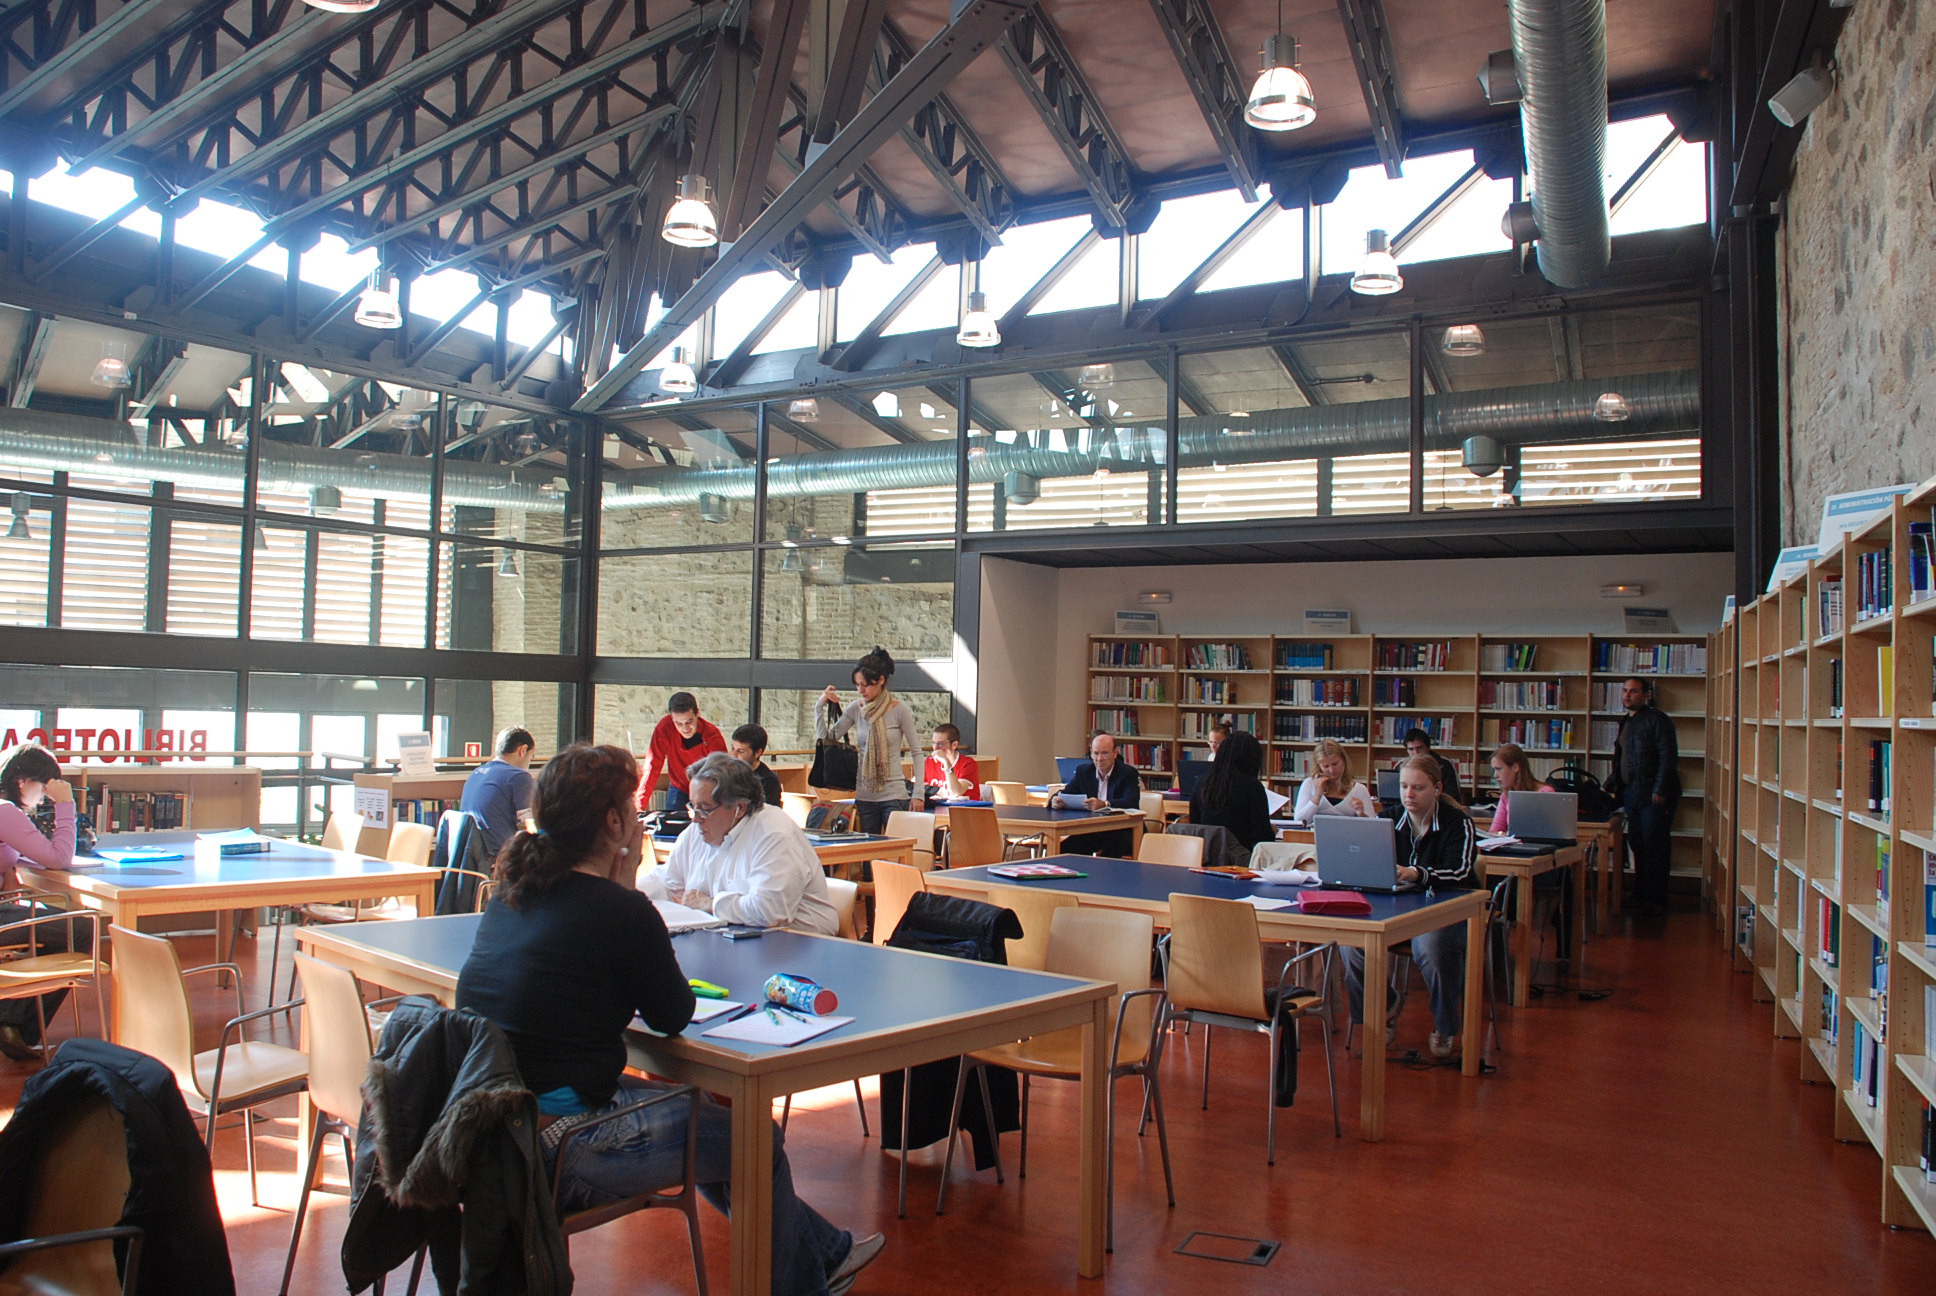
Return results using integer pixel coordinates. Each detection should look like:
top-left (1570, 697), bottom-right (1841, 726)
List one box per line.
top-left (1076, 994), bottom-right (1108, 1276)
top-left (1511, 871), bottom-right (1534, 1007)
top-left (1462, 912), bottom-right (1484, 1077)
top-left (1610, 822), bottom-right (1626, 918)
top-left (1594, 831), bottom-right (1612, 937)
top-left (1569, 854), bottom-right (1587, 974)
top-left (1359, 935), bottom-right (1387, 1142)
top-left (729, 1081), bottom-right (774, 1296)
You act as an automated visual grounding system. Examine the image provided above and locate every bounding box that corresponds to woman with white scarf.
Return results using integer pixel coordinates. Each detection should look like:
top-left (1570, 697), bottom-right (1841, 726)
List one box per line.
top-left (818, 646), bottom-right (923, 833)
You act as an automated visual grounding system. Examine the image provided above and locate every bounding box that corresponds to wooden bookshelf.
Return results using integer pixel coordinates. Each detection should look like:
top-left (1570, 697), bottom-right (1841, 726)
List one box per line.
top-left (350, 771), bottom-right (473, 855)
top-left (1708, 470), bottom-right (1936, 1234)
top-left (67, 765), bottom-right (261, 832)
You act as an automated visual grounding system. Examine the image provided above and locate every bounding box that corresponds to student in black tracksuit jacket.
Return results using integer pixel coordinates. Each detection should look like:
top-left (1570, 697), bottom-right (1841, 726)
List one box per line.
top-left (1341, 753), bottom-right (1479, 1061)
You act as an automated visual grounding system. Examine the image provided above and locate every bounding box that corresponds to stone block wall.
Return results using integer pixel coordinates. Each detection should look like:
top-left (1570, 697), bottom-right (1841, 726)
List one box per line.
top-left (1780, 0), bottom-right (1936, 541)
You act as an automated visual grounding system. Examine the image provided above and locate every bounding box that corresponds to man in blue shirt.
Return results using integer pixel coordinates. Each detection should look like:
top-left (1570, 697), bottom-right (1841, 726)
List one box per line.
top-left (459, 726), bottom-right (535, 857)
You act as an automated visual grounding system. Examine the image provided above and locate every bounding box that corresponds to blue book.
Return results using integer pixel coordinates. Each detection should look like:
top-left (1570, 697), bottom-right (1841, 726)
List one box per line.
top-left (199, 829), bottom-right (271, 856)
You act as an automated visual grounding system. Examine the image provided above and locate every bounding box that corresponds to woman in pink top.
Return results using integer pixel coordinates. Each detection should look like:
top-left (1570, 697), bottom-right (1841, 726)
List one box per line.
top-left (1488, 744), bottom-right (1552, 834)
top-left (0, 742), bottom-right (84, 1060)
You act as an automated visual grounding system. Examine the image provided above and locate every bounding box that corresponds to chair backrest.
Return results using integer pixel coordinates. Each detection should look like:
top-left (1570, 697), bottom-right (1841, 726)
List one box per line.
top-left (107, 925), bottom-right (201, 1096)
top-left (433, 811), bottom-right (494, 914)
top-left (8, 1092), bottom-right (133, 1296)
top-left (869, 860), bottom-right (927, 946)
top-left (943, 805), bottom-right (1005, 870)
top-left (1136, 832), bottom-right (1205, 868)
top-left (1164, 893), bottom-right (1267, 1022)
top-left (1139, 790), bottom-right (1166, 820)
top-left (1045, 907), bottom-right (1159, 1058)
top-left (985, 781), bottom-right (1027, 805)
top-left (294, 953), bottom-right (375, 1127)
top-left (321, 810), bottom-right (365, 853)
top-left (780, 792), bottom-right (815, 827)
top-left (385, 820), bottom-right (435, 867)
top-left (883, 809), bottom-right (937, 871)
top-left (1168, 822), bottom-right (1248, 870)
top-left (986, 884), bottom-right (1080, 971)
top-left (825, 877), bottom-right (862, 940)
top-left (1250, 840), bottom-right (1316, 871)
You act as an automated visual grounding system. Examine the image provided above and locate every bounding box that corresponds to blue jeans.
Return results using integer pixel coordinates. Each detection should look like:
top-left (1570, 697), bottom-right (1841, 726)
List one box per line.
top-left (1342, 921), bottom-right (1467, 1037)
top-left (665, 785), bottom-right (691, 813)
top-left (549, 1079), bottom-right (851, 1296)
top-left (854, 798), bottom-right (907, 835)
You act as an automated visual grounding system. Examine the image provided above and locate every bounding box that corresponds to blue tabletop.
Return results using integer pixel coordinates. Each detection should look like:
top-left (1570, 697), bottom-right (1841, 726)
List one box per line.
top-left (651, 831), bottom-right (900, 846)
top-left (939, 804), bottom-right (1133, 824)
top-left (942, 855), bottom-right (1480, 925)
top-left (51, 829), bottom-right (424, 889)
top-left (312, 913), bottom-right (1093, 1060)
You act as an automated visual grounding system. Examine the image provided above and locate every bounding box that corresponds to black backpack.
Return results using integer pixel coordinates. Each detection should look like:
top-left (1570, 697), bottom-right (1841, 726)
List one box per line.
top-left (1545, 764), bottom-right (1617, 820)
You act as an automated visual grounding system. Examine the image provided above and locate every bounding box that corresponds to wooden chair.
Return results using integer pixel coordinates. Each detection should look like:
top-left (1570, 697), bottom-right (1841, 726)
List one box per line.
top-left (110, 926), bottom-right (308, 1206)
top-left (1160, 894), bottom-right (1339, 1165)
top-left (552, 1089), bottom-right (710, 1296)
top-left (869, 861), bottom-right (927, 946)
top-left (1139, 790), bottom-right (1168, 834)
top-left (884, 809), bottom-right (937, 871)
top-left (0, 907), bottom-right (104, 1062)
top-left (938, 908), bottom-right (1175, 1250)
top-left (985, 781), bottom-right (1028, 805)
top-left (986, 884), bottom-right (1079, 972)
top-left (0, 1090), bottom-right (144, 1295)
top-left (1135, 832), bottom-right (1205, 869)
top-left (780, 792), bottom-right (815, 827)
top-left (320, 809), bottom-right (364, 852)
top-left (940, 806), bottom-right (1006, 870)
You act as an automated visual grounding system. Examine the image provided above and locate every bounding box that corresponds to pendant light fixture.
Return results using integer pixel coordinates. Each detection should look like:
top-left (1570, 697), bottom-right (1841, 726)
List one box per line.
top-left (1350, 230), bottom-right (1403, 295)
top-left (1244, 2), bottom-right (1316, 132)
top-left (497, 549), bottom-right (520, 577)
top-left (90, 341), bottom-right (131, 389)
top-left (1441, 324), bottom-right (1486, 356)
top-left (354, 271), bottom-right (403, 329)
top-left (6, 493), bottom-right (29, 540)
top-left (957, 291), bottom-right (1000, 348)
top-left (662, 175), bottom-right (719, 248)
top-left (660, 347), bottom-right (697, 394)
top-left (786, 397), bottom-right (820, 423)
top-left (1594, 315), bottom-right (1630, 422)
top-left (303, 0), bottom-right (380, 12)
top-left (1079, 362), bottom-right (1116, 389)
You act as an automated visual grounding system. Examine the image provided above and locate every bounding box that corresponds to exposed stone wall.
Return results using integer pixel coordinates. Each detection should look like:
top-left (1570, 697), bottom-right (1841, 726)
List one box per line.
top-left (1780, 0), bottom-right (1936, 541)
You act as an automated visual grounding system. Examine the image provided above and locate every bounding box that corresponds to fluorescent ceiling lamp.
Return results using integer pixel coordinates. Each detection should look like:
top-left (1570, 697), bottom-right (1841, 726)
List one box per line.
top-left (303, 0), bottom-right (380, 11)
top-left (497, 549), bottom-right (520, 577)
top-left (354, 273), bottom-right (403, 329)
top-left (660, 347), bottom-right (697, 394)
top-left (786, 397), bottom-right (820, 423)
top-left (957, 290), bottom-right (1000, 348)
top-left (1442, 324), bottom-right (1486, 356)
top-left (1244, 33), bottom-right (1316, 131)
top-left (662, 174), bottom-right (718, 248)
top-left (1593, 391), bottom-right (1632, 422)
top-left (1349, 229), bottom-right (1403, 296)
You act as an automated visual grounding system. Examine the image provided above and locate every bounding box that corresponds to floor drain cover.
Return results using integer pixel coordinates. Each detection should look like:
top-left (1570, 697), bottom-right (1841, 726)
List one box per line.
top-left (1174, 1232), bottom-right (1278, 1266)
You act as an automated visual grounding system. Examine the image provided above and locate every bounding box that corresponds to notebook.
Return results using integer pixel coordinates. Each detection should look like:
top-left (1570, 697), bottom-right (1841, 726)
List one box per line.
top-left (1312, 816), bottom-right (1405, 893)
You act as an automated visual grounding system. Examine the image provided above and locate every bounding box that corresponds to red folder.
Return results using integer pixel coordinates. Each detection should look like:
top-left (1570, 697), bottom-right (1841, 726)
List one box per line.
top-left (1296, 890), bottom-right (1373, 916)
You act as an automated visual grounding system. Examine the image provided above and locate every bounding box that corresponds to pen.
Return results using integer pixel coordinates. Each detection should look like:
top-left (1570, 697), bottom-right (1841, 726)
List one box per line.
top-left (719, 1002), bottom-right (759, 1024)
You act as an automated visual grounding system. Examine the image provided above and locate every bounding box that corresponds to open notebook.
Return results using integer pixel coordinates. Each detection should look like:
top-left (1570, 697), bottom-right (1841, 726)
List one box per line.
top-left (654, 899), bottom-right (727, 934)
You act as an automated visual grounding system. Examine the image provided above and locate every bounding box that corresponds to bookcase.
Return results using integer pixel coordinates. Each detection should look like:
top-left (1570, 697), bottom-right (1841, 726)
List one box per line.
top-left (1710, 471), bottom-right (1936, 1235)
top-left (66, 766), bottom-right (261, 833)
top-left (1085, 629), bottom-right (1709, 878)
top-left (349, 771), bottom-right (474, 856)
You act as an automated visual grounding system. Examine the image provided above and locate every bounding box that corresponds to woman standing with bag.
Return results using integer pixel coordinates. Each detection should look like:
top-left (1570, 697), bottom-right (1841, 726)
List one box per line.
top-left (817, 647), bottom-right (922, 834)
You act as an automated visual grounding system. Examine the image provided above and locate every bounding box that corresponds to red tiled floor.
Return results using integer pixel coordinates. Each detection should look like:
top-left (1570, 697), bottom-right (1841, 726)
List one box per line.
top-left (5, 903), bottom-right (1932, 1294)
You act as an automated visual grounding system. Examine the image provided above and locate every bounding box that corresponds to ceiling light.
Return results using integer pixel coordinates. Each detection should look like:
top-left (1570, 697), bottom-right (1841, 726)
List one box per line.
top-left (1462, 435), bottom-right (1504, 477)
top-left (497, 549), bottom-right (520, 577)
top-left (1593, 391), bottom-right (1632, 422)
top-left (354, 273), bottom-right (403, 329)
top-left (697, 492), bottom-right (728, 524)
top-left (302, 0), bottom-right (380, 11)
top-left (831, 535), bottom-right (851, 545)
top-left (1244, 32), bottom-right (1316, 131)
top-left (661, 174), bottom-right (718, 248)
top-left (780, 524), bottom-right (803, 548)
top-left (90, 342), bottom-right (131, 389)
top-left (872, 391), bottom-right (900, 417)
top-left (309, 484), bottom-right (342, 513)
top-left (660, 346), bottom-right (697, 394)
top-left (786, 397), bottom-right (820, 423)
top-left (1003, 471), bottom-right (1040, 505)
top-left (777, 548), bottom-right (803, 573)
top-left (1350, 229), bottom-right (1403, 296)
top-left (254, 524), bottom-right (269, 551)
top-left (1079, 363), bottom-right (1116, 389)
top-left (1442, 324), bottom-right (1486, 356)
top-left (957, 291), bottom-right (1000, 348)
top-left (7, 493), bottom-right (29, 541)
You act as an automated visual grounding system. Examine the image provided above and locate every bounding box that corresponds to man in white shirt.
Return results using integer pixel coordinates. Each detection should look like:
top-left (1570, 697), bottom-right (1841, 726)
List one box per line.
top-left (643, 753), bottom-right (839, 934)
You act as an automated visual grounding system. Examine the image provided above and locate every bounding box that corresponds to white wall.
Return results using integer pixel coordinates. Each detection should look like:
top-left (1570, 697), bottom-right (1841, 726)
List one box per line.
top-left (976, 550), bottom-right (1733, 781)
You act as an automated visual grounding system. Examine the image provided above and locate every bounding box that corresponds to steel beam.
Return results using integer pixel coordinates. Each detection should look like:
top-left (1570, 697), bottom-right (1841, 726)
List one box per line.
top-left (998, 5), bottom-right (1138, 229)
top-left (831, 252), bottom-right (944, 372)
top-left (1270, 343), bottom-right (1327, 407)
top-left (1730, 0), bottom-right (1851, 209)
top-left (722, 0), bottom-right (810, 239)
top-left (1139, 199), bottom-right (1280, 329)
top-left (1144, 0), bottom-right (1259, 199)
top-left (996, 227), bottom-right (1103, 334)
top-left (709, 280), bottom-right (810, 388)
top-left (811, 0), bottom-right (890, 144)
top-left (1549, 315), bottom-right (1583, 381)
top-left (1335, 0), bottom-right (1407, 178)
top-left (1609, 125), bottom-right (1682, 217)
top-left (1391, 164), bottom-right (1487, 255)
top-left (7, 314), bottom-right (55, 408)
top-left (0, 0), bottom-right (156, 119)
top-left (827, 392), bottom-right (923, 445)
top-left (128, 346), bottom-right (190, 421)
top-left (576, 0), bottom-right (1029, 412)
top-left (878, 18), bottom-right (1016, 243)
top-left (1148, 353), bottom-right (1212, 417)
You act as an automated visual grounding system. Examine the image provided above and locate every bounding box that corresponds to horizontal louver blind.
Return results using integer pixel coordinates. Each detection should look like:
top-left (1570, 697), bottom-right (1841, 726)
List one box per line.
top-left (313, 531), bottom-right (373, 645)
top-left (249, 530), bottom-right (308, 639)
top-left (60, 498), bottom-right (147, 631)
top-left (375, 533), bottom-right (429, 648)
top-left (164, 518), bottom-right (241, 636)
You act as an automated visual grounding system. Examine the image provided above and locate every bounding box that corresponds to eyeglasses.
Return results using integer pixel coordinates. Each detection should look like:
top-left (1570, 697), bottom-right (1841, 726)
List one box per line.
top-left (690, 800), bottom-right (734, 821)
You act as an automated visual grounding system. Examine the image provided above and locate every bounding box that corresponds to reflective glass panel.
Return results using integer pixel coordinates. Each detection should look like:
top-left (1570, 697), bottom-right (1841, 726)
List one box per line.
top-left (597, 549), bottom-right (752, 658)
top-left (1175, 347), bottom-right (1319, 524)
top-left (256, 375), bottom-right (438, 528)
top-left (592, 686), bottom-right (751, 755)
top-left (761, 541), bottom-right (954, 661)
top-left (432, 679), bottom-right (578, 762)
top-left (964, 367), bottom-right (1166, 531)
top-left (601, 411), bottom-right (758, 550)
top-left (439, 410), bottom-right (583, 547)
top-left (766, 387), bottom-right (959, 542)
top-left (436, 542), bottom-right (579, 655)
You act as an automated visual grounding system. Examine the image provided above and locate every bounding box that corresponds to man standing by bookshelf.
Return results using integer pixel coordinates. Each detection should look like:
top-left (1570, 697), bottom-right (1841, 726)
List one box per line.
top-left (1610, 677), bottom-right (1680, 917)
top-left (460, 726), bottom-right (536, 858)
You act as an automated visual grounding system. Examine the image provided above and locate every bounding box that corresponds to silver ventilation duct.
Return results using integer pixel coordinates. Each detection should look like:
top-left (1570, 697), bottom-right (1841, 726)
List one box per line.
top-left (605, 369), bottom-right (1697, 508)
top-left (1506, 0), bottom-right (1611, 288)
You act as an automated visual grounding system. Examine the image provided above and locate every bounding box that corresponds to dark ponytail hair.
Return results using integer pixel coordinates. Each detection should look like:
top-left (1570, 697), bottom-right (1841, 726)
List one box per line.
top-left (854, 645), bottom-right (896, 686)
top-left (1199, 730), bottom-right (1263, 815)
top-left (0, 742), bottom-right (62, 806)
top-left (493, 743), bottom-right (638, 908)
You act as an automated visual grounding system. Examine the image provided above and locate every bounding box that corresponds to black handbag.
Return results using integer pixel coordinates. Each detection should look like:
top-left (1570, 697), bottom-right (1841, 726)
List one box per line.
top-left (808, 699), bottom-right (859, 791)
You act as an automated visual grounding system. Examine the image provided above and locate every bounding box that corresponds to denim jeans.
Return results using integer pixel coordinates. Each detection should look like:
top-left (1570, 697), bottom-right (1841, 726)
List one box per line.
top-left (549, 1078), bottom-right (851, 1296)
top-left (1342, 921), bottom-right (1467, 1038)
top-left (665, 785), bottom-right (690, 813)
top-left (854, 798), bottom-right (907, 835)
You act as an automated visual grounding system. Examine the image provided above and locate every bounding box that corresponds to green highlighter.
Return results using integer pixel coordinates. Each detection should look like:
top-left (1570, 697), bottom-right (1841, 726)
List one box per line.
top-left (689, 978), bottom-right (730, 999)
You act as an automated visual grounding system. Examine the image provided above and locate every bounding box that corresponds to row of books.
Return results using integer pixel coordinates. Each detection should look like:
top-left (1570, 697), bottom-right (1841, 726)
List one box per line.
top-left (1817, 578), bottom-right (1844, 639)
top-left (1481, 718), bottom-right (1577, 750)
top-left (1592, 640), bottom-right (1706, 673)
top-left (1864, 738), bottom-right (1892, 817)
top-left (1093, 642), bottom-right (1172, 667)
top-left (1855, 547), bottom-right (1894, 622)
top-left (1182, 677), bottom-right (1243, 704)
top-left (388, 798), bottom-right (457, 826)
top-left (1184, 642), bottom-right (1253, 670)
top-left (1589, 719), bottom-right (1621, 750)
top-left (1913, 520), bottom-right (1934, 602)
top-left (1277, 643), bottom-right (1336, 670)
top-left (89, 788), bottom-right (190, 832)
top-left (1374, 677), bottom-right (1418, 707)
top-left (1273, 714), bottom-right (1371, 742)
top-left (1117, 742), bottom-right (1171, 773)
top-left (1851, 1021), bottom-right (1882, 1108)
top-left (1479, 680), bottom-right (1570, 710)
top-left (1375, 716), bottom-right (1456, 745)
top-left (1179, 712), bottom-right (1256, 740)
top-left (1376, 640), bottom-right (1454, 671)
top-left (1090, 675), bottom-right (1168, 702)
top-left (1276, 678), bottom-right (1361, 707)
top-left (1826, 657), bottom-right (1843, 717)
top-left (1088, 709), bottom-right (1146, 736)
top-left (1479, 642), bottom-right (1542, 671)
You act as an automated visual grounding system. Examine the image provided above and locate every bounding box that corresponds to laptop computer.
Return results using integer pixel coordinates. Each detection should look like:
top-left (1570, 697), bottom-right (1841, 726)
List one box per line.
top-left (1054, 756), bottom-right (1086, 783)
top-left (1375, 768), bottom-right (1401, 801)
top-left (1313, 816), bottom-right (1406, 893)
top-left (1175, 759), bottom-right (1212, 798)
top-left (1492, 790), bottom-right (1580, 854)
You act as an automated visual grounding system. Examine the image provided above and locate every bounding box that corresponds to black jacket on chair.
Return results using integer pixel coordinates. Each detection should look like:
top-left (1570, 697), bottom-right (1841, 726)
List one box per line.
top-left (433, 810), bottom-right (494, 915)
top-left (880, 893), bottom-right (1024, 1168)
top-left (0, 1038), bottom-right (236, 1296)
top-left (342, 998), bottom-right (569, 1296)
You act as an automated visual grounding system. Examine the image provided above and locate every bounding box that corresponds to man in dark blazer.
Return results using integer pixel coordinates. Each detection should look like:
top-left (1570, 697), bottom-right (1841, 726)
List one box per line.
top-left (1053, 730), bottom-right (1141, 858)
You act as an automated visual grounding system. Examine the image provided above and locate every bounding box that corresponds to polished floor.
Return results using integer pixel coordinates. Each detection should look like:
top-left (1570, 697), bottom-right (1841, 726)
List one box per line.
top-left (4, 901), bottom-right (1932, 1295)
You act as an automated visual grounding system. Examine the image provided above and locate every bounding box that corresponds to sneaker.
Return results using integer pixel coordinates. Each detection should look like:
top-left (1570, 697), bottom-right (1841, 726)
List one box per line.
top-left (1428, 1032), bottom-right (1456, 1060)
top-left (0, 1026), bottom-right (37, 1063)
top-left (828, 1232), bottom-right (885, 1296)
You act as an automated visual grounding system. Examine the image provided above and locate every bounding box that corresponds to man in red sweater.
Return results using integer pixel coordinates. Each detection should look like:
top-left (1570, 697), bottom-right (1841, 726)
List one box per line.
top-left (638, 692), bottom-right (726, 812)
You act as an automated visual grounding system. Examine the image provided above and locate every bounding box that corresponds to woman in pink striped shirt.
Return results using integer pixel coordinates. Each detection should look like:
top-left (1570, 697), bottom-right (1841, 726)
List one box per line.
top-left (0, 742), bottom-right (84, 1061)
